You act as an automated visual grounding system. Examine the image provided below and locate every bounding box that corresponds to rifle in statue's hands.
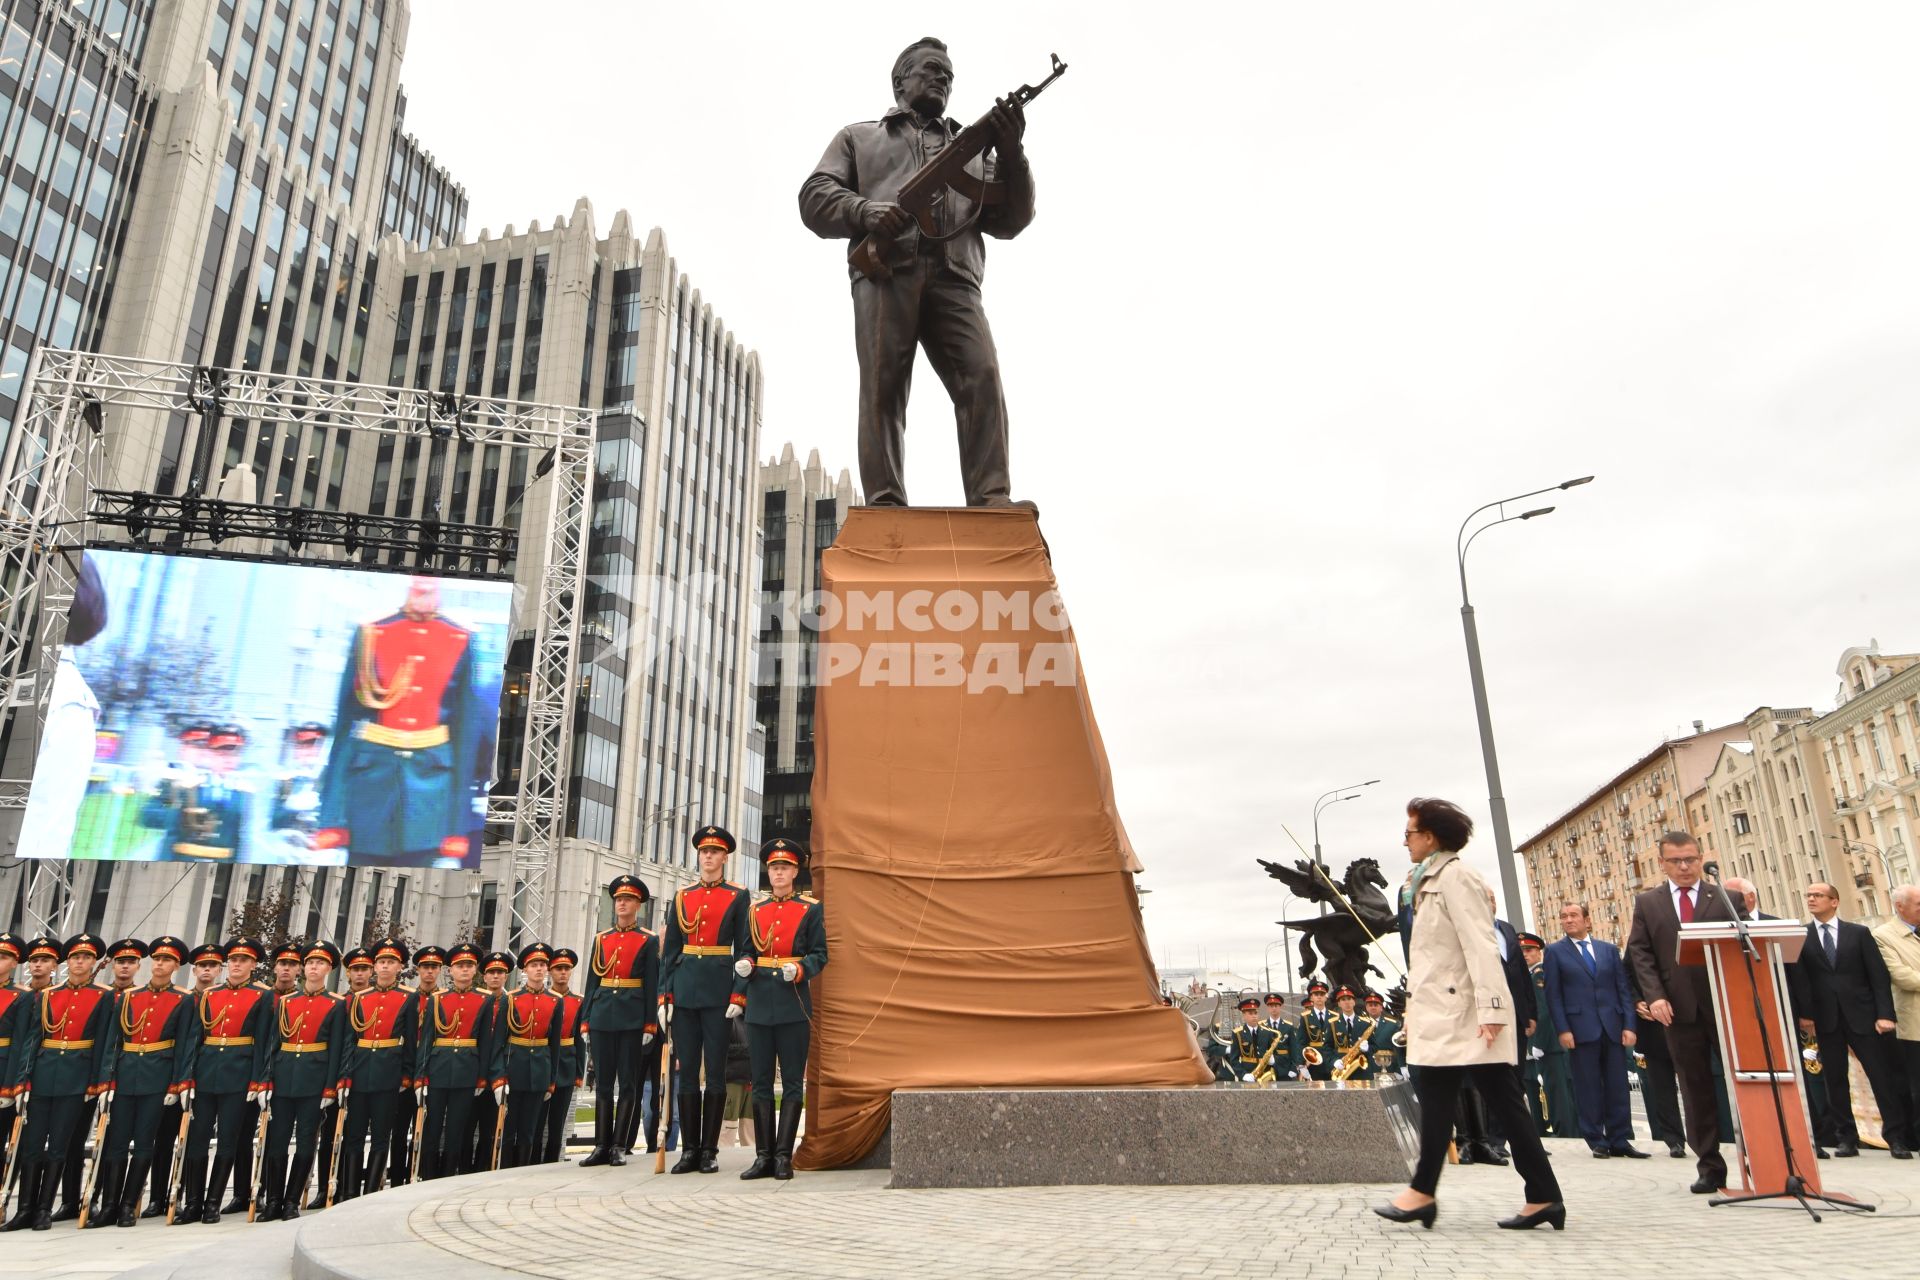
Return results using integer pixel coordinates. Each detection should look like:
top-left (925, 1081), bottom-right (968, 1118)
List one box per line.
top-left (848, 53), bottom-right (1067, 282)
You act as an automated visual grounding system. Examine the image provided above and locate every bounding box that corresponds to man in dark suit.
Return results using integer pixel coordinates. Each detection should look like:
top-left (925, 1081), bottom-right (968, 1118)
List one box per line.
top-left (1626, 831), bottom-right (1737, 1193)
top-left (1455, 889), bottom-right (1536, 1164)
top-left (1543, 902), bottom-right (1646, 1158)
top-left (1787, 882), bottom-right (1912, 1159)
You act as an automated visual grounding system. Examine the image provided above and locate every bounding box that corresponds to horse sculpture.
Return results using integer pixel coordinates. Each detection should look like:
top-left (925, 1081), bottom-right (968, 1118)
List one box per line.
top-left (1257, 855), bottom-right (1399, 996)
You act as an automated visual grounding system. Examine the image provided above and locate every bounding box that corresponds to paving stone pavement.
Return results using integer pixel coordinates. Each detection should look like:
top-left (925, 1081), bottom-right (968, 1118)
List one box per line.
top-left (7, 1137), bottom-right (1918, 1279)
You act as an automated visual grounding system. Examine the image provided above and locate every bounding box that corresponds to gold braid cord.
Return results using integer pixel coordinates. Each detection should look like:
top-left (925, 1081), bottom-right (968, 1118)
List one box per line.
top-left (354, 623), bottom-right (419, 711)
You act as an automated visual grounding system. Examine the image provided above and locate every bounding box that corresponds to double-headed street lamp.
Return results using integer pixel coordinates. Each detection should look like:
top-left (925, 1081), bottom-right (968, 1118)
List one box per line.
top-left (1312, 780), bottom-right (1381, 915)
top-left (1457, 475), bottom-right (1594, 926)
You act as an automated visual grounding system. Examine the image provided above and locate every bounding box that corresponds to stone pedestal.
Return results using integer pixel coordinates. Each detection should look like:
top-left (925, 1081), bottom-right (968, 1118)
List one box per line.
top-left (887, 1083), bottom-right (1415, 1188)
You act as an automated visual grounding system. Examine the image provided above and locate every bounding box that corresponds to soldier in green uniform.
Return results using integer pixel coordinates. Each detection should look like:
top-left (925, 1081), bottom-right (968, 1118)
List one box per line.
top-left (660, 825), bottom-right (752, 1174)
top-left (1227, 997), bottom-right (1280, 1081)
top-left (89, 937), bottom-right (193, 1228)
top-left (1329, 986), bottom-right (1376, 1082)
top-left (335, 939), bottom-right (415, 1200)
top-left (465, 951), bottom-right (512, 1171)
top-left (543, 948), bottom-right (585, 1162)
top-left (302, 947), bottom-right (370, 1209)
top-left (225, 941), bottom-right (301, 1217)
top-left (1298, 980), bottom-right (1333, 1080)
top-left (3, 934), bottom-right (116, 1233)
top-left (1519, 932), bottom-right (1576, 1137)
top-left (256, 942), bottom-right (346, 1221)
top-left (141, 724), bottom-right (256, 863)
top-left (388, 944), bottom-right (444, 1186)
top-left (1364, 991), bottom-right (1404, 1079)
top-left (736, 839), bottom-right (827, 1181)
top-left (499, 942), bottom-right (562, 1168)
top-left (413, 944), bottom-right (505, 1180)
top-left (0, 933), bottom-right (24, 1190)
top-left (579, 875), bottom-right (659, 1167)
top-left (175, 939), bottom-right (272, 1225)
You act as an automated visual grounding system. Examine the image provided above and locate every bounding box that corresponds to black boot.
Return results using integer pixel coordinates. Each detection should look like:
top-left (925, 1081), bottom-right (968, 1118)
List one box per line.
top-left (579, 1092), bottom-right (614, 1167)
top-left (698, 1090), bottom-right (726, 1173)
top-left (117, 1157), bottom-right (151, 1227)
top-left (198, 1157), bottom-right (230, 1224)
top-left (32, 1159), bottom-right (62, 1230)
top-left (362, 1144), bottom-right (386, 1197)
top-left (145, 1147), bottom-right (172, 1217)
top-left (0, 1163), bottom-right (39, 1231)
top-left (669, 1090), bottom-right (704, 1173)
top-left (281, 1154), bottom-right (312, 1221)
top-left (174, 1157), bottom-right (205, 1225)
top-left (85, 1158), bottom-right (124, 1228)
top-left (221, 1160), bottom-right (250, 1217)
top-left (740, 1099), bottom-right (777, 1180)
top-left (773, 1096), bottom-right (803, 1180)
top-left (609, 1094), bottom-right (636, 1167)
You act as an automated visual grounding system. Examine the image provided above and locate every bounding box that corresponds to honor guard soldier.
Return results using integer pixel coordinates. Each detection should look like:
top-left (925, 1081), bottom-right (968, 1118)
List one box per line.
top-left (661, 825), bottom-right (752, 1174)
top-left (500, 943), bottom-right (562, 1167)
top-left (176, 939), bottom-right (271, 1225)
top-left (105, 938), bottom-right (143, 999)
top-left (1299, 981), bottom-right (1333, 1080)
top-left (1518, 933), bottom-right (1575, 1137)
top-left (579, 875), bottom-right (659, 1167)
top-left (466, 951), bottom-right (513, 1170)
top-left (3, 934), bottom-right (115, 1233)
top-left (543, 948), bottom-right (585, 1162)
top-left (413, 944), bottom-right (505, 1180)
top-left (1262, 993), bottom-right (1288, 1035)
top-left (1264, 995), bottom-right (1306, 1080)
top-left (305, 948), bottom-right (371, 1208)
top-left (141, 724), bottom-right (254, 862)
top-left (91, 937), bottom-right (192, 1228)
top-left (388, 944), bottom-right (444, 1187)
top-left (268, 723), bottom-right (328, 847)
top-left (1229, 997), bottom-right (1281, 1082)
top-left (314, 576), bottom-right (483, 867)
top-left (737, 838), bottom-right (827, 1182)
top-left (226, 940), bottom-right (301, 1217)
top-left (336, 939), bottom-right (414, 1201)
top-left (1330, 986), bottom-right (1375, 1081)
top-left (1363, 990), bottom-right (1404, 1079)
top-left (257, 942), bottom-right (346, 1221)
top-left (0, 933), bottom-right (25, 1186)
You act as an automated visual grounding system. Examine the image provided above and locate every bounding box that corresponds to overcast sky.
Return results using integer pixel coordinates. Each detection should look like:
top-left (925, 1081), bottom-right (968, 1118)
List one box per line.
top-left (402, 2), bottom-right (1920, 982)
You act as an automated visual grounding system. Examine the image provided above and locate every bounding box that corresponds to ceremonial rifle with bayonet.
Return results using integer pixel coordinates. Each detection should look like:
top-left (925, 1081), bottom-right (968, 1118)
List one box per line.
top-left (847, 52), bottom-right (1068, 282)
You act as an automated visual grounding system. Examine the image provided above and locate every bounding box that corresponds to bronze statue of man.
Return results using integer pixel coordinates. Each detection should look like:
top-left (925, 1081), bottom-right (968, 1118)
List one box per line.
top-left (799, 38), bottom-right (1036, 508)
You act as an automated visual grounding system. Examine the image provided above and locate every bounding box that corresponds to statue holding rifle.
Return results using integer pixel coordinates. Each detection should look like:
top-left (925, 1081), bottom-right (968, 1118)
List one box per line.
top-left (799, 39), bottom-right (1067, 508)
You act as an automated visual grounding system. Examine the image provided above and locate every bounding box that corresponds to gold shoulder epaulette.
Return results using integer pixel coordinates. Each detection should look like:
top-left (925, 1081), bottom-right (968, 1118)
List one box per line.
top-left (726, 880), bottom-right (744, 891)
top-left (800, 894), bottom-right (820, 905)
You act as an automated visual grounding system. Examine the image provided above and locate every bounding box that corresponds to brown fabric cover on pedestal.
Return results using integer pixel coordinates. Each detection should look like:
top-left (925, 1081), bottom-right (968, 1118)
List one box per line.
top-left (795, 508), bottom-right (1211, 1171)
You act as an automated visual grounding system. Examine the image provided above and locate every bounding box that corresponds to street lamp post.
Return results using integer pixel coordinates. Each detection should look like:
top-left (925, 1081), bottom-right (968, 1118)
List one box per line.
top-left (1457, 476), bottom-right (1594, 926)
top-left (1828, 833), bottom-right (1896, 905)
top-left (1312, 780), bottom-right (1381, 915)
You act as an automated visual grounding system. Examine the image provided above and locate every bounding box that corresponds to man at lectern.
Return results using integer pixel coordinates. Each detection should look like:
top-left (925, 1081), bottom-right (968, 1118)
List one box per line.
top-left (1787, 882), bottom-right (1911, 1159)
top-left (1625, 831), bottom-right (1737, 1194)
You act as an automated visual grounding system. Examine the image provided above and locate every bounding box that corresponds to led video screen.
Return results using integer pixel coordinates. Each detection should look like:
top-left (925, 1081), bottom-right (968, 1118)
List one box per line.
top-left (18, 549), bottom-right (513, 869)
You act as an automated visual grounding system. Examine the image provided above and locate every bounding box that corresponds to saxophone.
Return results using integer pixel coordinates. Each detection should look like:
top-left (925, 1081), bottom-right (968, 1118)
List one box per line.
top-left (1331, 1017), bottom-right (1379, 1082)
top-left (1799, 1026), bottom-right (1823, 1076)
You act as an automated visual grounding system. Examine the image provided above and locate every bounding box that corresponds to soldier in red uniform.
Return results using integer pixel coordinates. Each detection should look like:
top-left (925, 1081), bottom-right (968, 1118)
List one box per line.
top-left (175, 938), bottom-right (271, 1224)
top-left (661, 826), bottom-right (752, 1174)
top-left (386, 945), bottom-right (444, 1187)
top-left (314, 576), bottom-right (482, 869)
top-left (413, 943), bottom-right (505, 1180)
top-left (500, 942), bottom-right (562, 1167)
top-left (257, 941), bottom-right (346, 1221)
top-left (92, 936), bottom-right (193, 1227)
top-left (542, 948), bottom-right (585, 1162)
top-left (579, 875), bottom-right (659, 1167)
top-left (0, 933), bottom-right (28, 1194)
top-left (336, 939), bottom-right (414, 1201)
top-left (466, 951), bottom-right (513, 1170)
top-left (304, 947), bottom-right (371, 1209)
top-left (737, 839), bottom-right (828, 1181)
top-left (3, 934), bottom-right (115, 1232)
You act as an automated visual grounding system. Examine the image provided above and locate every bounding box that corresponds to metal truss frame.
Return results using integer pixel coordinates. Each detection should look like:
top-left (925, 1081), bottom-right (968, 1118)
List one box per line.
top-left (0, 350), bottom-right (594, 942)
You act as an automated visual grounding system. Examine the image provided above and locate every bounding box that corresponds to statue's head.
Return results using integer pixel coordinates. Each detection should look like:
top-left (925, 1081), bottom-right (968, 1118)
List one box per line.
top-left (1351, 856), bottom-right (1385, 887)
top-left (892, 37), bottom-right (952, 117)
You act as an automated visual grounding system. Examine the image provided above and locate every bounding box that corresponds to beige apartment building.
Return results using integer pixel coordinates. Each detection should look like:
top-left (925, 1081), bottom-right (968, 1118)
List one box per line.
top-left (1809, 643), bottom-right (1920, 914)
top-left (1519, 721), bottom-right (1746, 945)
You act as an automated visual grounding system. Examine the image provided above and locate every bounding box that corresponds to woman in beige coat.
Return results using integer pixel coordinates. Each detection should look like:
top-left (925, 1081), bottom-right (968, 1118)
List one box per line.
top-left (1373, 797), bottom-right (1566, 1231)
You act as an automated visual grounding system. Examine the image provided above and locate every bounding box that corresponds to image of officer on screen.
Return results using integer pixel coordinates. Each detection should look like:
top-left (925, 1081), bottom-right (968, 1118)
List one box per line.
top-left (314, 575), bottom-right (482, 868)
top-left (270, 721), bottom-right (329, 848)
top-left (140, 722), bottom-right (256, 861)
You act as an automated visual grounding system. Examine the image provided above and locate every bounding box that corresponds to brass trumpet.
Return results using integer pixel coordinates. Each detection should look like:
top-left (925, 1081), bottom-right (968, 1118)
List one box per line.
top-left (1302, 1046), bottom-right (1323, 1067)
top-left (1391, 1028), bottom-right (1408, 1048)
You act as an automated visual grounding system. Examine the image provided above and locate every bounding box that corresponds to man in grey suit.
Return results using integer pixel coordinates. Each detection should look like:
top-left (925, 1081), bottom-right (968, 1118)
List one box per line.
top-left (1626, 831), bottom-right (1738, 1193)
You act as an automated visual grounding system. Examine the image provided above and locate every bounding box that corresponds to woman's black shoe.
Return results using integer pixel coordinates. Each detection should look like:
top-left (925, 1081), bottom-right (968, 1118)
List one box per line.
top-left (1371, 1201), bottom-right (1437, 1229)
top-left (1496, 1203), bottom-right (1566, 1230)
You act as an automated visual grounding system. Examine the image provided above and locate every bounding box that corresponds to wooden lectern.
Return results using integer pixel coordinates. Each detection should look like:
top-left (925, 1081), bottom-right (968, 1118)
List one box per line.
top-left (1678, 918), bottom-right (1861, 1210)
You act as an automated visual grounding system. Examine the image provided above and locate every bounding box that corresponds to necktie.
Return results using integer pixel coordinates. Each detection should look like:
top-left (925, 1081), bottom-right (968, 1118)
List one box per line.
top-left (1580, 940), bottom-right (1596, 976)
top-left (1823, 923), bottom-right (1836, 965)
top-left (1677, 886), bottom-right (1694, 923)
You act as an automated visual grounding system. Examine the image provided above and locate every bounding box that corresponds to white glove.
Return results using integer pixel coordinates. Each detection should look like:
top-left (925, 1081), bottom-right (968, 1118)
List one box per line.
top-left (164, 1091), bottom-right (180, 1107)
top-left (780, 962), bottom-right (799, 983)
top-left (474, 1084), bottom-right (485, 1096)
top-left (416, 1083), bottom-right (428, 1104)
top-left (0, 1093), bottom-right (14, 1110)
top-left (1241, 1073), bottom-right (1256, 1083)
top-left (494, 1084), bottom-right (505, 1104)
top-left (733, 957), bottom-right (753, 978)
top-left (642, 1031), bottom-right (655, 1047)
top-left (338, 1084), bottom-right (351, 1103)
top-left (657, 1003), bottom-right (673, 1028)
top-left (1528, 1046), bottom-right (1545, 1061)
top-left (724, 1004), bottom-right (743, 1020)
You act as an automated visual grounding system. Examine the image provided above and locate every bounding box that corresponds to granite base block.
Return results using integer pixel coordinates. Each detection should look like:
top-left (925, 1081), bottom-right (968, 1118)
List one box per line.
top-left (888, 1084), bottom-right (1414, 1189)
